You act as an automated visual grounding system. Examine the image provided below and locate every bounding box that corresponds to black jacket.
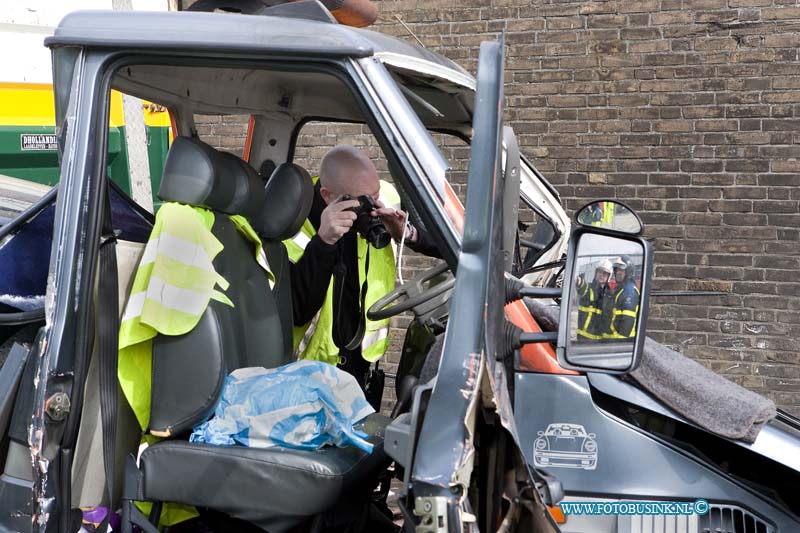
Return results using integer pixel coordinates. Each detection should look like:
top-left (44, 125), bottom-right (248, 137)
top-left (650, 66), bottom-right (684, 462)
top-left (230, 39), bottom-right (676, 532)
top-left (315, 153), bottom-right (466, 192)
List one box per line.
top-left (290, 183), bottom-right (440, 338)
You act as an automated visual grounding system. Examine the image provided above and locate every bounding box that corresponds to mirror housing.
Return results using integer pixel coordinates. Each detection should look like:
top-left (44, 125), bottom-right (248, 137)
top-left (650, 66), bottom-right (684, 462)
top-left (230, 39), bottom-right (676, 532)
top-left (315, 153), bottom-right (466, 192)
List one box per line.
top-left (575, 199), bottom-right (643, 235)
top-left (556, 226), bottom-right (652, 374)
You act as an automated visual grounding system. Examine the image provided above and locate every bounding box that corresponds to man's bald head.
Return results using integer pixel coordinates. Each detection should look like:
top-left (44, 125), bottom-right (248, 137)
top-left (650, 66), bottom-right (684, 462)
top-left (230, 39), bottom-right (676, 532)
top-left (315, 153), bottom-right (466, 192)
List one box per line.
top-left (319, 145), bottom-right (379, 202)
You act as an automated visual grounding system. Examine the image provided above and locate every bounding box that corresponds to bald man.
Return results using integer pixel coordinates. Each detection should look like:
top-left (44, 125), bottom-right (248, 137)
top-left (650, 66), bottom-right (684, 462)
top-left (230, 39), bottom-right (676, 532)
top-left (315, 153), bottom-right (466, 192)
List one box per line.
top-left (317, 145), bottom-right (407, 246)
top-left (287, 145), bottom-right (439, 393)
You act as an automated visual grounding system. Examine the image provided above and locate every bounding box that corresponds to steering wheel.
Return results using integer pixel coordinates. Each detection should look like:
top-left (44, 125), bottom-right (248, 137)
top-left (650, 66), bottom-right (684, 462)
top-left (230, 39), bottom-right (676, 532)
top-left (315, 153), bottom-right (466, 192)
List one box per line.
top-left (367, 262), bottom-right (455, 321)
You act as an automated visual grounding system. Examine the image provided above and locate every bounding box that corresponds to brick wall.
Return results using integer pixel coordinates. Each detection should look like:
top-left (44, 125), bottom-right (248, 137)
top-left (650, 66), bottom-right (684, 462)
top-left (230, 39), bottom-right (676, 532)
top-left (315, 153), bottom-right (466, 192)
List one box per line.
top-left (197, 0), bottom-right (800, 415)
top-left (368, 0), bottom-right (800, 416)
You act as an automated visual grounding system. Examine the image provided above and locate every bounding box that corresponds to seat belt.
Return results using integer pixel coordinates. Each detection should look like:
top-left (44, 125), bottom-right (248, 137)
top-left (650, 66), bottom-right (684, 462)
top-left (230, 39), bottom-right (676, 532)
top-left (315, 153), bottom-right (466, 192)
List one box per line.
top-left (98, 184), bottom-right (120, 528)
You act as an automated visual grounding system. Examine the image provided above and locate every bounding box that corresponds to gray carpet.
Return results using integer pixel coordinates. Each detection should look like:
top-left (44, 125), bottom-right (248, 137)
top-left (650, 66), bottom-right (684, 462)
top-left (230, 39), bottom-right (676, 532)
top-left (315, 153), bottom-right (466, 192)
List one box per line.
top-left (630, 337), bottom-right (775, 443)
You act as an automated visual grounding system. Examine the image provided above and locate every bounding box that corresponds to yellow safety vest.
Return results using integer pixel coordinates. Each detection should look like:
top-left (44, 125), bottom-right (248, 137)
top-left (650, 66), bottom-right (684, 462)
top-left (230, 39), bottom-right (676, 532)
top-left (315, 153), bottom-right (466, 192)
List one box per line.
top-left (284, 180), bottom-right (399, 365)
top-left (118, 202), bottom-right (273, 430)
top-left (117, 202), bottom-right (273, 527)
top-left (601, 201), bottom-right (615, 226)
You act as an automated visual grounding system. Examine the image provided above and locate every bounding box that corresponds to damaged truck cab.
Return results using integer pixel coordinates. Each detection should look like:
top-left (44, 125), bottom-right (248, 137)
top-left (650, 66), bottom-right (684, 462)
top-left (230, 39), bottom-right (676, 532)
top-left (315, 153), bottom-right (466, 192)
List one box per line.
top-left (0, 6), bottom-right (571, 532)
top-left (2, 4), bottom-right (799, 533)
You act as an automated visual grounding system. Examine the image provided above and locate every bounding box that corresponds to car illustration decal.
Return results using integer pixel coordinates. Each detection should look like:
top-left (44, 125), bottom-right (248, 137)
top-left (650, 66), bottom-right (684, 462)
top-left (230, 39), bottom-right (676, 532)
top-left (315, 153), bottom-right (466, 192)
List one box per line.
top-left (533, 422), bottom-right (598, 471)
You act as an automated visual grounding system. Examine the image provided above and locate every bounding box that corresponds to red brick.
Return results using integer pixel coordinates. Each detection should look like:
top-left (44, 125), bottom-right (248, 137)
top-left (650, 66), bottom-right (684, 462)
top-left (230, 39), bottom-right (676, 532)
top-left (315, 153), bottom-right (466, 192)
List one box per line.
top-left (695, 37), bottom-right (738, 51)
top-left (630, 40), bottom-right (671, 53)
top-left (580, 2), bottom-right (619, 15)
top-left (771, 161), bottom-right (800, 172)
top-left (695, 10), bottom-right (738, 24)
top-left (546, 16), bottom-right (584, 30)
top-left (728, 0), bottom-right (772, 6)
top-left (621, 27), bottom-right (662, 40)
top-left (587, 14), bottom-right (627, 28)
top-left (619, 0), bottom-right (659, 13)
top-left (763, 7), bottom-right (800, 19)
top-left (546, 95), bottom-right (587, 107)
top-left (652, 11), bottom-right (693, 24)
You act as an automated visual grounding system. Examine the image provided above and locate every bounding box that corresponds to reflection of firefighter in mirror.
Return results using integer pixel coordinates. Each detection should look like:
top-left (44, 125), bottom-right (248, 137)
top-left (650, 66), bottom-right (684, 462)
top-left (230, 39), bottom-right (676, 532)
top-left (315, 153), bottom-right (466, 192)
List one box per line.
top-left (607, 255), bottom-right (640, 339)
top-left (575, 259), bottom-right (614, 341)
top-left (589, 202), bottom-right (616, 227)
top-left (601, 201), bottom-right (615, 227)
top-left (588, 203), bottom-right (603, 226)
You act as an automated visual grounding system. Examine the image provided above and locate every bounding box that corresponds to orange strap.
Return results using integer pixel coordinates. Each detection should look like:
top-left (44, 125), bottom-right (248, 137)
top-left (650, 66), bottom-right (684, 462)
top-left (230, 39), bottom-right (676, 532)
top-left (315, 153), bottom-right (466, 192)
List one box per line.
top-left (243, 115), bottom-right (256, 163)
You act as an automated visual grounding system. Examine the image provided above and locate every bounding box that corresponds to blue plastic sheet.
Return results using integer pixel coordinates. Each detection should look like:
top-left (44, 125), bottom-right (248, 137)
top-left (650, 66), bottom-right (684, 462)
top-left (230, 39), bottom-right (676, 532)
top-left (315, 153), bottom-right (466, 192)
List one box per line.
top-left (190, 360), bottom-right (375, 453)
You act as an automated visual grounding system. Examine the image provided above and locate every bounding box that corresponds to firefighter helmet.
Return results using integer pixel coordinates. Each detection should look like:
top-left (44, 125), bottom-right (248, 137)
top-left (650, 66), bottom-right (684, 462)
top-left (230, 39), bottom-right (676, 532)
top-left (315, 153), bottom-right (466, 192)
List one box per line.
top-left (596, 259), bottom-right (613, 275)
top-left (613, 255), bottom-right (635, 277)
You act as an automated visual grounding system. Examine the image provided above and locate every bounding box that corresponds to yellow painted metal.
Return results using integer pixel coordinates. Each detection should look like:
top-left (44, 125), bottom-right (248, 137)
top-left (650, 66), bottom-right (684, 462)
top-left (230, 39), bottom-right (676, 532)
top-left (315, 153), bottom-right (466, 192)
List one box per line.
top-left (0, 82), bottom-right (170, 128)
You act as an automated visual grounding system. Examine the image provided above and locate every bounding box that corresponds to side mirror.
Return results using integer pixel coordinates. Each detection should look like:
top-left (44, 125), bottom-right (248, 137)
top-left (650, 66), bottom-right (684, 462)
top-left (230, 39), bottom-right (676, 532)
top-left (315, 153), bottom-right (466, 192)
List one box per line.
top-left (575, 199), bottom-right (643, 235)
top-left (557, 227), bottom-right (652, 373)
top-left (537, 431), bottom-right (544, 437)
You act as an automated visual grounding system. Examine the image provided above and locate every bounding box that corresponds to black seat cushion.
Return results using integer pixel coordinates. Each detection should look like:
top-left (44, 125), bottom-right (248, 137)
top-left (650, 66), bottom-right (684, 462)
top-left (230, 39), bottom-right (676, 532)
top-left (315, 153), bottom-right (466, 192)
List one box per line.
top-left (139, 414), bottom-right (389, 532)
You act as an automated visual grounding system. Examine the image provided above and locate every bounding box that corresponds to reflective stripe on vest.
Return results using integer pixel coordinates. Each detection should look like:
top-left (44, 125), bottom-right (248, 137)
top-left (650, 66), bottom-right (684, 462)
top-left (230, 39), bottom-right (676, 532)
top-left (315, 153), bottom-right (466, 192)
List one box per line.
top-left (577, 304), bottom-right (603, 339)
top-left (576, 285), bottom-right (595, 333)
top-left (576, 284), bottom-right (603, 339)
top-left (284, 179), bottom-right (399, 364)
top-left (291, 229), bottom-right (311, 252)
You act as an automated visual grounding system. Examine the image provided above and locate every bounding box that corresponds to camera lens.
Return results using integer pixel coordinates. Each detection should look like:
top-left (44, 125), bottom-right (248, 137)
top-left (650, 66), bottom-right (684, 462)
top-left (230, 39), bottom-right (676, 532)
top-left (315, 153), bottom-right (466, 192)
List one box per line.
top-left (354, 212), bottom-right (390, 249)
top-left (351, 195), bottom-right (391, 249)
top-left (366, 221), bottom-right (391, 249)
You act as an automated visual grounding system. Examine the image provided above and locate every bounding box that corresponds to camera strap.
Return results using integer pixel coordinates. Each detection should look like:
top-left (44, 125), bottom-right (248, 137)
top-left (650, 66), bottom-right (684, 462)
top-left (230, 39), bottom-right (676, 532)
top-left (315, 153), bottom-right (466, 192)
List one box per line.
top-left (332, 245), bottom-right (370, 352)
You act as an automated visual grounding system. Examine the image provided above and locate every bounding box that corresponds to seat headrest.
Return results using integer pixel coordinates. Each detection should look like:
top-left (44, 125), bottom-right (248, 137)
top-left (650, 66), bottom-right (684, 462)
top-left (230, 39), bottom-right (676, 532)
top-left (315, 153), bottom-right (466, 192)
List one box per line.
top-left (158, 137), bottom-right (262, 217)
top-left (251, 163), bottom-right (313, 241)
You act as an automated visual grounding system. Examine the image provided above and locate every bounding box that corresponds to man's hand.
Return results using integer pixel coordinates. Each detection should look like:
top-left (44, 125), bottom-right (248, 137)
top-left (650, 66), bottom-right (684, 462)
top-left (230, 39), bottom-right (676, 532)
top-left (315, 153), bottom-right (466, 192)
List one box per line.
top-left (371, 200), bottom-right (411, 242)
top-left (318, 199), bottom-right (360, 245)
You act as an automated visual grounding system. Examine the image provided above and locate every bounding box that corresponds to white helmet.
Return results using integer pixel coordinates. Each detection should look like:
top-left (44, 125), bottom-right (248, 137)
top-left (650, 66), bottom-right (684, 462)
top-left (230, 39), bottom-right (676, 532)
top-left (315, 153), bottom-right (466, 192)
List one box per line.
top-left (596, 259), bottom-right (613, 275)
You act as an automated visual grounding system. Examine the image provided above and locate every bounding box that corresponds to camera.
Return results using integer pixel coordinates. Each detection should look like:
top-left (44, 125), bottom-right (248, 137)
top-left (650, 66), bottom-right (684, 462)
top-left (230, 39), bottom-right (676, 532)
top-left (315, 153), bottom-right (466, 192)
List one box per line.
top-left (343, 195), bottom-right (391, 249)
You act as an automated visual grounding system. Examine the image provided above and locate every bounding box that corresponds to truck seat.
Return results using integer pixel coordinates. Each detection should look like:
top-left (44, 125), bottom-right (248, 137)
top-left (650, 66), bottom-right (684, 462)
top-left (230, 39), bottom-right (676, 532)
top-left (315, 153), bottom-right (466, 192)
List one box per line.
top-left (123, 138), bottom-right (387, 532)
